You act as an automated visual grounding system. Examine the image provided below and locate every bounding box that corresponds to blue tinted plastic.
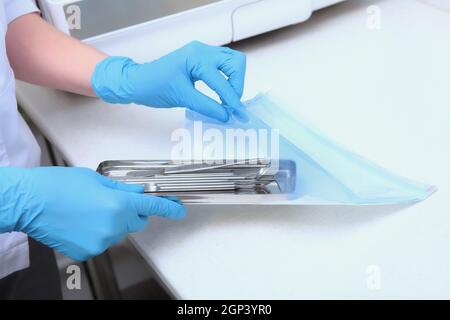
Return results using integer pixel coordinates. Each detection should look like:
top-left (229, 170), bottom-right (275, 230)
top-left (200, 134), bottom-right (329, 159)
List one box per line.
top-left (185, 93), bottom-right (436, 205)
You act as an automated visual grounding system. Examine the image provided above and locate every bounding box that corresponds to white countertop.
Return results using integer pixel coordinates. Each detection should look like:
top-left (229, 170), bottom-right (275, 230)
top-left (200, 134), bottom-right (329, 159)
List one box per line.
top-left (17, 0), bottom-right (450, 299)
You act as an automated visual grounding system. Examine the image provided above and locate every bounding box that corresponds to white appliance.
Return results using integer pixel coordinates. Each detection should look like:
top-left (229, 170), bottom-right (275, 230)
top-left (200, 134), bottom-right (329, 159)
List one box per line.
top-left (36, 0), bottom-right (346, 58)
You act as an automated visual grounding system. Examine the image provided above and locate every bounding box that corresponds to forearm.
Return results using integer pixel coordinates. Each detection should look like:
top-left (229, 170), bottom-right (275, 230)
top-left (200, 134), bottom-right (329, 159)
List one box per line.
top-left (6, 13), bottom-right (107, 97)
top-left (6, 13), bottom-right (247, 122)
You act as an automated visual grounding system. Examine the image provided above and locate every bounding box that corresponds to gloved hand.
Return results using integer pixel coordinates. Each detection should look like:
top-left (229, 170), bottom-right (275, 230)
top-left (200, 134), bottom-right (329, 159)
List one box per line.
top-left (0, 166), bottom-right (185, 261)
top-left (91, 41), bottom-right (247, 122)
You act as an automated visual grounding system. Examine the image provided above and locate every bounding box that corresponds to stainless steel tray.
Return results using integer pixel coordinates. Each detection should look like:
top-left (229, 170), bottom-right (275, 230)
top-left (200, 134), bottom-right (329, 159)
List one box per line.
top-left (97, 159), bottom-right (297, 205)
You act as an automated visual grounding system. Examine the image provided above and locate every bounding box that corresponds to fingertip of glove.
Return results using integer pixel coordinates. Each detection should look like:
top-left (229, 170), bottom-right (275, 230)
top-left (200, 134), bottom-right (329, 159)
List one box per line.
top-left (220, 110), bottom-right (231, 123)
top-left (208, 106), bottom-right (230, 123)
top-left (169, 201), bottom-right (187, 220)
top-left (128, 183), bottom-right (146, 193)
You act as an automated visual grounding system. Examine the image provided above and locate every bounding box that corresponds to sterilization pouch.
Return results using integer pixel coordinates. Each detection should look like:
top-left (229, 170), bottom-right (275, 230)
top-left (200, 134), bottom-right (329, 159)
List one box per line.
top-left (185, 93), bottom-right (436, 205)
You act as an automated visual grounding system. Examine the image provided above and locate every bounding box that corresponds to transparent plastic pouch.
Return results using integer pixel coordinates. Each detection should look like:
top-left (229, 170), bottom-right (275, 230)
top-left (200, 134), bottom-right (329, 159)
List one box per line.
top-left (185, 93), bottom-right (436, 205)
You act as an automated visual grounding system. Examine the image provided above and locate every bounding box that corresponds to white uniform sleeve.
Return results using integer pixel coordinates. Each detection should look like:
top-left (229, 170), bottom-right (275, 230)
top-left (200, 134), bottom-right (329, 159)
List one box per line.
top-left (4, 0), bottom-right (40, 24)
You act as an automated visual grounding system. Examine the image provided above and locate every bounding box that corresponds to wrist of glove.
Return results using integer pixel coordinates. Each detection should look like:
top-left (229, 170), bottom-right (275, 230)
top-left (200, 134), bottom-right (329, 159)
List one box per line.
top-left (0, 167), bottom-right (28, 233)
top-left (90, 56), bottom-right (136, 105)
top-left (91, 41), bottom-right (247, 122)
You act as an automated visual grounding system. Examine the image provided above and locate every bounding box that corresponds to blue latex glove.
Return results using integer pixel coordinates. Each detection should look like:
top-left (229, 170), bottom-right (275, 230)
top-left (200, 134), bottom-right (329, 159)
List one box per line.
top-left (91, 41), bottom-right (247, 122)
top-left (0, 167), bottom-right (185, 261)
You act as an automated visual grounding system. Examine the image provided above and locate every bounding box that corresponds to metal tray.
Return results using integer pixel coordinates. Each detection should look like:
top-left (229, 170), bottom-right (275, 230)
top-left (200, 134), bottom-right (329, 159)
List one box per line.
top-left (97, 159), bottom-right (297, 205)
